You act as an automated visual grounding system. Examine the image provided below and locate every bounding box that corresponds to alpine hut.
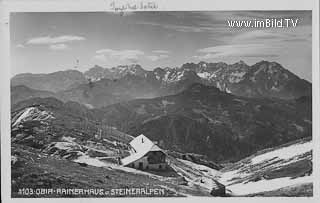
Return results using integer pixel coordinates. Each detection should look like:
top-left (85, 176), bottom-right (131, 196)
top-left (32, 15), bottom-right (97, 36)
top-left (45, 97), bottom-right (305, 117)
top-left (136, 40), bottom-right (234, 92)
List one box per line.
top-left (121, 134), bottom-right (167, 170)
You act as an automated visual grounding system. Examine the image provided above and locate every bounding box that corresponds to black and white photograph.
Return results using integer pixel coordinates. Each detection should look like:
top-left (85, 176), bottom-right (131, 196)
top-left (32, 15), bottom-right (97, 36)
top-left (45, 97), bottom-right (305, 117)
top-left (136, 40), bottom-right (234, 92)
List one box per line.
top-left (1, 0), bottom-right (320, 201)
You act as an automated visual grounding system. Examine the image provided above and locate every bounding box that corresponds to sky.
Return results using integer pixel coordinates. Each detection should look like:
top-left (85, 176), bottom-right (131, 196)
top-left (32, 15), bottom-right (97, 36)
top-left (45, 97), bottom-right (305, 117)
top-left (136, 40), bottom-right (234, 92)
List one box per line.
top-left (10, 11), bottom-right (312, 81)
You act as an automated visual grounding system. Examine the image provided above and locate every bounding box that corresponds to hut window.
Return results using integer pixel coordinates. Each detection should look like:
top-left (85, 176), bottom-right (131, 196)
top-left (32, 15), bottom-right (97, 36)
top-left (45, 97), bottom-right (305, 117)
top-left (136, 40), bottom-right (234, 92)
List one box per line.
top-left (138, 162), bottom-right (143, 169)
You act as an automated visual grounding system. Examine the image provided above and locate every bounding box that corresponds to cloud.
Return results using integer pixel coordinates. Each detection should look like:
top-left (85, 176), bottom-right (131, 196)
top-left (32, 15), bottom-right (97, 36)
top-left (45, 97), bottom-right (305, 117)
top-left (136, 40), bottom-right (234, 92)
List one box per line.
top-left (135, 11), bottom-right (311, 36)
top-left (95, 49), bottom-right (144, 61)
top-left (147, 50), bottom-right (171, 61)
top-left (228, 28), bottom-right (311, 44)
top-left (146, 54), bottom-right (169, 61)
top-left (49, 43), bottom-right (68, 50)
top-left (93, 54), bottom-right (107, 62)
top-left (195, 44), bottom-right (281, 60)
top-left (16, 44), bottom-right (25, 48)
top-left (152, 50), bottom-right (171, 54)
top-left (27, 35), bottom-right (86, 45)
top-left (137, 21), bottom-right (214, 33)
top-left (196, 24), bottom-right (311, 61)
top-left (134, 11), bottom-right (264, 34)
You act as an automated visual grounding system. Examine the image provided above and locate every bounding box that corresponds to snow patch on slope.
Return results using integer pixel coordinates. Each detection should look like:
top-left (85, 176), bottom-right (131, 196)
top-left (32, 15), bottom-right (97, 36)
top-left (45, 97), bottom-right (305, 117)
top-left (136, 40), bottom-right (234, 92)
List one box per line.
top-left (197, 72), bottom-right (211, 79)
top-left (162, 100), bottom-right (175, 107)
top-left (218, 140), bottom-right (312, 196)
top-left (12, 107), bottom-right (55, 127)
top-left (61, 136), bottom-right (76, 143)
top-left (178, 159), bottom-right (219, 178)
top-left (228, 71), bottom-right (246, 83)
top-left (162, 69), bottom-right (188, 83)
top-left (228, 175), bottom-right (313, 195)
top-left (250, 141), bottom-right (311, 165)
top-left (74, 155), bottom-right (109, 167)
top-left (74, 154), bottom-right (166, 180)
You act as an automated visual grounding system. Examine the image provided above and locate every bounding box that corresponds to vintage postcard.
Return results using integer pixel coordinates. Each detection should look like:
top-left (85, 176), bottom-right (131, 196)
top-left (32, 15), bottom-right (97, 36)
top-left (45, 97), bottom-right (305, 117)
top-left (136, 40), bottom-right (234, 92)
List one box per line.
top-left (1, 0), bottom-right (319, 202)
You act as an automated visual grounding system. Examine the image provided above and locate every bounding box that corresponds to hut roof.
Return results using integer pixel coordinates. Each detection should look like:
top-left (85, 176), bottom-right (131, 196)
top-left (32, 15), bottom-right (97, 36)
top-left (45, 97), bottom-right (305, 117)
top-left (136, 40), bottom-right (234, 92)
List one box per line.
top-left (121, 134), bottom-right (163, 166)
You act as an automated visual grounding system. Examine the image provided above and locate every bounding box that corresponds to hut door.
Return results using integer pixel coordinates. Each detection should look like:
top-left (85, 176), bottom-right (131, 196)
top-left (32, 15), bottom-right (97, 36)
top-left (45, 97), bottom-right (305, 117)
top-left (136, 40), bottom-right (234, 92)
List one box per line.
top-left (138, 162), bottom-right (143, 169)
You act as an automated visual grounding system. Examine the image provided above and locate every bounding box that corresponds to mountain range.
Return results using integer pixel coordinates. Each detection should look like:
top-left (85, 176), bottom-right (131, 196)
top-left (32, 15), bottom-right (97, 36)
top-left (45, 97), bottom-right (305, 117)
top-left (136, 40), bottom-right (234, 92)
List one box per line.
top-left (11, 61), bottom-right (312, 108)
top-left (10, 60), bottom-right (313, 162)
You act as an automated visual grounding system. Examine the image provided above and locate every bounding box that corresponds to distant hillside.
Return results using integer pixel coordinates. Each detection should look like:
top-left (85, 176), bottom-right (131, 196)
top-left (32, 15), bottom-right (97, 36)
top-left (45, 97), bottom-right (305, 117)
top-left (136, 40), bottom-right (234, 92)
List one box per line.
top-left (94, 83), bottom-right (312, 162)
top-left (56, 74), bottom-right (161, 108)
top-left (11, 85), bottom-right (57, 105)
top-left (11, 70), bottom-right (87, 92)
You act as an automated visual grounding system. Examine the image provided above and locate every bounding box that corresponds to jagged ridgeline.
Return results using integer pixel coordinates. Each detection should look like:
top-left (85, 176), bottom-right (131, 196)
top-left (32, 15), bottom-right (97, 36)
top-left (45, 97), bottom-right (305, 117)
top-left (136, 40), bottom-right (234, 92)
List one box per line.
top-left (11, 61), bottom-right (311, 108)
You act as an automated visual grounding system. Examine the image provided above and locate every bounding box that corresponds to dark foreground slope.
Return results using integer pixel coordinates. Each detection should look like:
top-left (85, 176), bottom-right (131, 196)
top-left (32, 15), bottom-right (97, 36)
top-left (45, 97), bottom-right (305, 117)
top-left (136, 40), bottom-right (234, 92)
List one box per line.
top-left (12, 144), bottom-right (212, 197)
top-left (10, 97), bottom-right (223, 197)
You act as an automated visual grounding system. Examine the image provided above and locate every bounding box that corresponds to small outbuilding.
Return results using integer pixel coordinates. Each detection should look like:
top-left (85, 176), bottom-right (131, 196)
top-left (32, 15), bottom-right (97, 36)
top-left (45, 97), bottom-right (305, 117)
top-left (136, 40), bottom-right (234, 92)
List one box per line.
top-left (121, 134), bottom-right (167, 170)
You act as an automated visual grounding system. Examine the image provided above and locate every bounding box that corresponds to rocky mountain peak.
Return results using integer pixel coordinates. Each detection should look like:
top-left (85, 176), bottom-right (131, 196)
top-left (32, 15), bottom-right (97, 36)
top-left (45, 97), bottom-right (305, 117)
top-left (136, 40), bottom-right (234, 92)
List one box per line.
top-left (92, 64), bottom-right (104, 69)
top-left (183, 83), bottom-right (221, 95)
top-left (233, 60), bottom-right (248, 66)
top-left (181, 62), bottom-right (198, 70)
top-left (111, 64), bottom-right (146, 76)
top-left (250, 61), bottom-right (291, 79)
